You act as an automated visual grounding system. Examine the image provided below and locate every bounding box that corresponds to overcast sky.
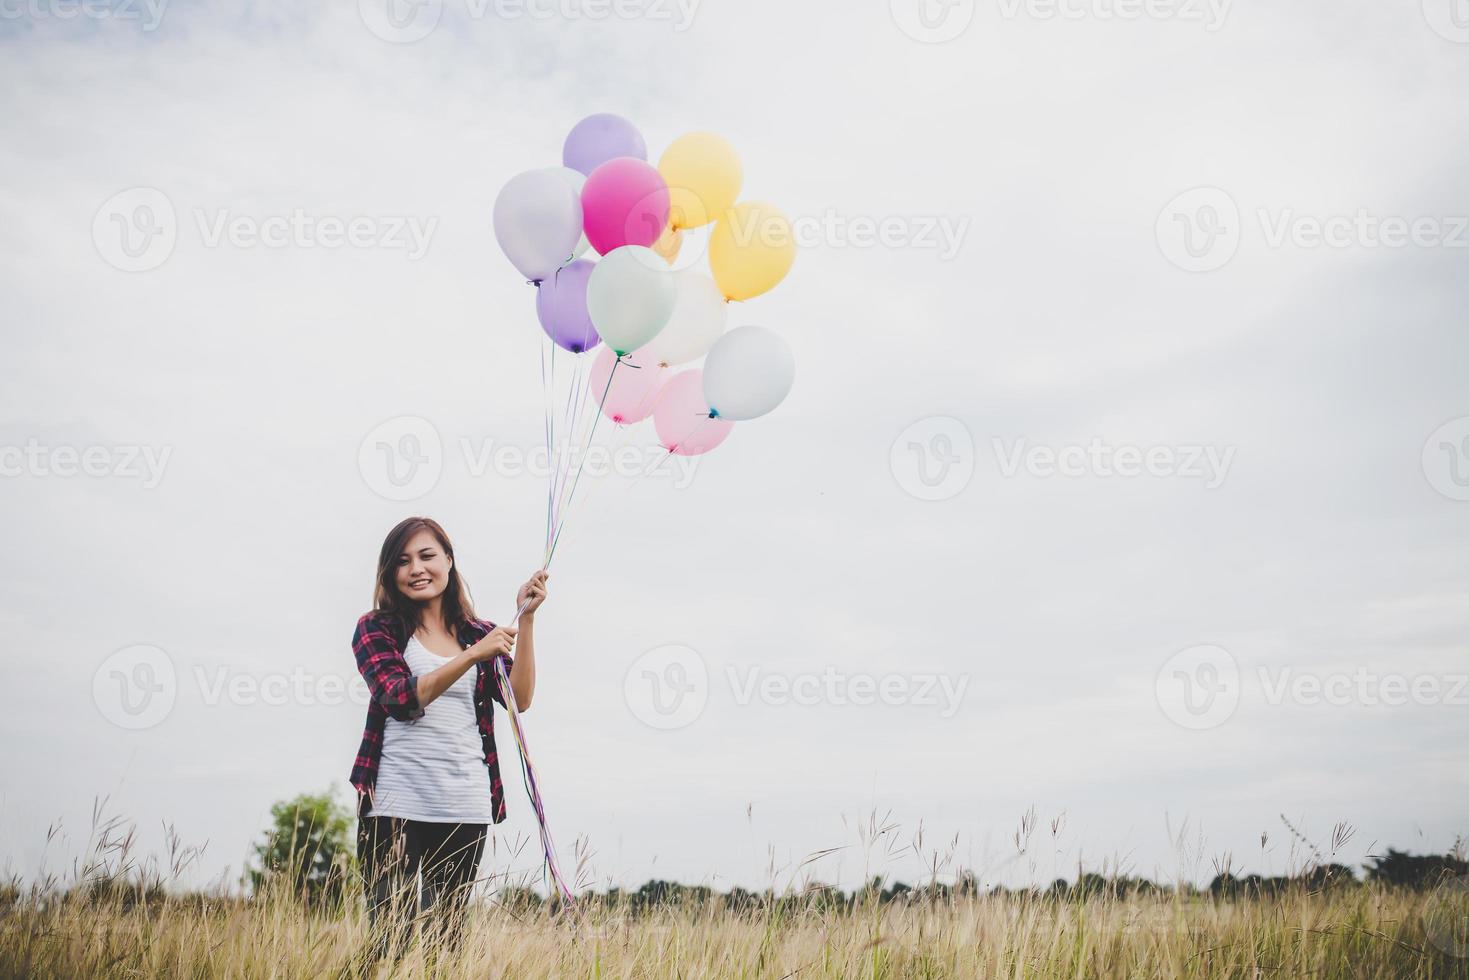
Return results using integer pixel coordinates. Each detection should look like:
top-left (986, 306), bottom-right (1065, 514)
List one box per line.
top-left (1, 0), bottom-right (1467, 896)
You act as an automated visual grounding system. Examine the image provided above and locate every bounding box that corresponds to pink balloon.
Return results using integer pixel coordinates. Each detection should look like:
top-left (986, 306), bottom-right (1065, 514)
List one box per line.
top-left (653, 369), bottom-right (733, 457)
top-left (581, 157), bottom-right (670, 255)
top-left (589, 346), bottom-right (669, 425)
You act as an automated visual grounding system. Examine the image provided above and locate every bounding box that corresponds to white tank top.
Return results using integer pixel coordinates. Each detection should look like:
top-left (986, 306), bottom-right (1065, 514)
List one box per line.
top-left (365, 634), bottom-right (497, 823)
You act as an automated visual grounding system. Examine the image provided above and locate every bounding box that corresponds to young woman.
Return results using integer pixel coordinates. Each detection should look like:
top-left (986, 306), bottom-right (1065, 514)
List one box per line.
top-left (349, 516), bottom-right (547, 960)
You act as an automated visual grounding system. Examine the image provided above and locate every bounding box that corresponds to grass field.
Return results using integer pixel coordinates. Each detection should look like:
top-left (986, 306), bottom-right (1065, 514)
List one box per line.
top-left (3, 877), bottom-right (1468, 978)
top-left (3, 805), bottom-right (1466, 979)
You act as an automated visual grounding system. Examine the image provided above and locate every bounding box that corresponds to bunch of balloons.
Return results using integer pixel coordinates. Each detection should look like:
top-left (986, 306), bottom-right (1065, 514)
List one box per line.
top-left (492, 112), bottom-right (797, 473)
top-left (488, 115), bottom-right (797, 917)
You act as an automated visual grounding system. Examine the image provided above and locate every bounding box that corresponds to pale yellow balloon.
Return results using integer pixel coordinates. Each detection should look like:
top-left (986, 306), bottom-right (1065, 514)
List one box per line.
top-left (658, 132), bottom-right (742, 231)
top-left (652, 224), bottom-right (683, 265)
top-left (709, 201), bottom-right (795, 302)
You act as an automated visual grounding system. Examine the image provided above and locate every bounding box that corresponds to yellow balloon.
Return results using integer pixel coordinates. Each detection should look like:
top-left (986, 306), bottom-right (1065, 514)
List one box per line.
top-left (652, 224), bottom-right (683, 265)
top-left (709, 201), bottom-right (795, 302)
top-left (658, 132), bottom-right (742, 231)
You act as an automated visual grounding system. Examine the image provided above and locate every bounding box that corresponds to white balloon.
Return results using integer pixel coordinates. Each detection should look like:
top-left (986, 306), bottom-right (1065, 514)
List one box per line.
top-left (586, 246), bottom-right (677, 355)
top-left (702, 325), bottom-right (794, 421)
top-left (642, 271), bottom-right (727, 367)
top-left (492, 169), bottom-right (583, 283)
top-left (547, 166), bottom-right (595, 263)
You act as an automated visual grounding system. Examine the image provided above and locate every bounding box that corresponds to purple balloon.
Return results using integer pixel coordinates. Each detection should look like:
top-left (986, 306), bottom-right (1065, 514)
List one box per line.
top-left (535, 260), bottom-right (601, 353)
top-left (563, 113), bottom-right (646, 177)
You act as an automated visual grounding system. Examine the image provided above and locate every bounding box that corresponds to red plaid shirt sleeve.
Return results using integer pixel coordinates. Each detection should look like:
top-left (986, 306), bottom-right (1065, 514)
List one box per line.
top-left (352, 612), bottom-right (424, 722)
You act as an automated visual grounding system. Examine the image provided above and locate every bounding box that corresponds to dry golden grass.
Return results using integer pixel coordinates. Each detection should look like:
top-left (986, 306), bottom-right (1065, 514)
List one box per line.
top-left (4, 805), bottom-right (1466, 978)
top-left (3, 880), bottom-right (1467, 979)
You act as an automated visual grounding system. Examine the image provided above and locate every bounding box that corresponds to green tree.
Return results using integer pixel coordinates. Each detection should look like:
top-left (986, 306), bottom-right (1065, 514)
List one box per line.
top-left (248, 788), bottom-right (354, 909)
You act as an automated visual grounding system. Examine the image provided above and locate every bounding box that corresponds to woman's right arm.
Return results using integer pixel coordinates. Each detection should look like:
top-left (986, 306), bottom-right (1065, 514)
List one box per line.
top-left (414, 625), bottom-right (518, 709)
top-left (354, 615), bottom-right (516, 716)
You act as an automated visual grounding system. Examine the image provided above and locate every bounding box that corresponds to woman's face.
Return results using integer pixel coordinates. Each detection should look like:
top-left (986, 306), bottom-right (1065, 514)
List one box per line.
top-left (395, 528), bottom-right (453, 603)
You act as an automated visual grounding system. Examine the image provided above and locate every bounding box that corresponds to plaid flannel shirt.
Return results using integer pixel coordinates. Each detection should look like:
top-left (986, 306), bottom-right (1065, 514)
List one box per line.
top-left (349, 610), bottom-right (513, 823)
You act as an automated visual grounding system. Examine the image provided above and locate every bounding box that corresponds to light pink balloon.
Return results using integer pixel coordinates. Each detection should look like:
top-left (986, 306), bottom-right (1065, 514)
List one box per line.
top-left (653, 369), bottom-right (733, 457)
top-left (589, 346), bottom-right (669, 425)
top-left (581, 157), bottom-right (670, 255)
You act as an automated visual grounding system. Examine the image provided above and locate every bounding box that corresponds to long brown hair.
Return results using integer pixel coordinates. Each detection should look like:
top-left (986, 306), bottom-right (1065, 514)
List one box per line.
top-left (371, 517), bottom-right (479, 639)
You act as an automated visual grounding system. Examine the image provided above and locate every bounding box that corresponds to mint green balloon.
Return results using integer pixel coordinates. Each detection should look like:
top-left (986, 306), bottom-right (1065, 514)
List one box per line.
top-left (586, 246), bottom-right (676, 356)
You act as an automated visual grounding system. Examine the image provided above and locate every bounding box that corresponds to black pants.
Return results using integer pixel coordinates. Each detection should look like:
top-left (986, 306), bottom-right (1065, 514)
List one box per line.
top-left (356, 815), bottom-right (488, 962)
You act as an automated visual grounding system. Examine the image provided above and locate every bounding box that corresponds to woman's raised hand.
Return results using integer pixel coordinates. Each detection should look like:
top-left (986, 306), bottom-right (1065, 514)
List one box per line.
top-left (517, 569), bottom-right (549, 615)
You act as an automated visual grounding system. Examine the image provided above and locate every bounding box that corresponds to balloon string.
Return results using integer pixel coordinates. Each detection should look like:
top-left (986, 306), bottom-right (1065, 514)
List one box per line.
top-left (544, 412), bottom-right (637, 551)
top-left (550, 351), bottom-right (594, 535)
top-left (545, 357), bottom-right (620, 567)
top-left (492, 589), bottom-right (587, 929)
top-left (548, 350), bottom-right (582, 530)
top-left (545, 351), bottom-right (606, 559)
top-left (541, 337), bottom-right (556, 555)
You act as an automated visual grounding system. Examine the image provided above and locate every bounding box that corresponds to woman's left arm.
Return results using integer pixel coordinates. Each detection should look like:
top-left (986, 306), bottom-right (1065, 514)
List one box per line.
top-left (508, 612), bottom-right (537, 709)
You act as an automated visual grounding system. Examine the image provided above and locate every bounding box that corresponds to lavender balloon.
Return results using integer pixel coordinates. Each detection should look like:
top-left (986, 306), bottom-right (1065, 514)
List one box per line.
top-left (563, 113), bottom-right (647, 176)
top-left (535, 260), bottom-right (601, 353)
